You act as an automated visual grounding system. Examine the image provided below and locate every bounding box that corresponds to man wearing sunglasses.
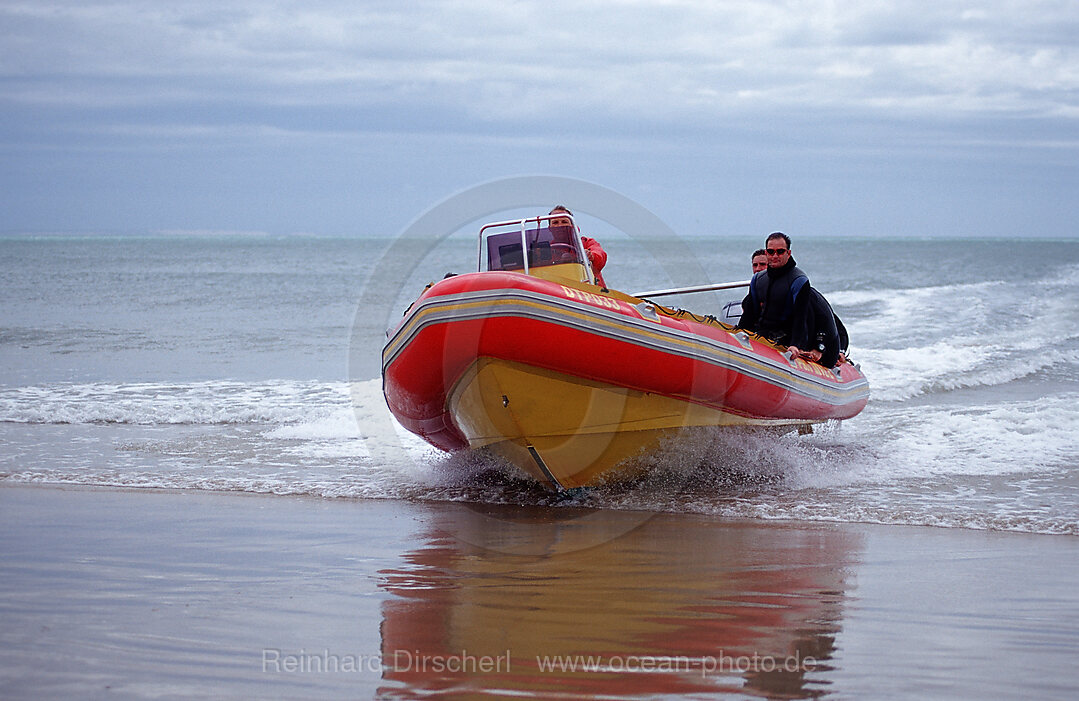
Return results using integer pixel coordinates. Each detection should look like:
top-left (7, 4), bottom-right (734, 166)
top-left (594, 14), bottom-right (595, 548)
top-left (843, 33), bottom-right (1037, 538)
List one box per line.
top-left (737, 232), bottom-right (811, 352)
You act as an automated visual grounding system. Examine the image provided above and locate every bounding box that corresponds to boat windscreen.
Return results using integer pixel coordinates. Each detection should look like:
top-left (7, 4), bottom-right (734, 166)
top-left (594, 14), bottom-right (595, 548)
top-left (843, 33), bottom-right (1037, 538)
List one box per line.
top-left (486, 224), bottom-right (582, 272)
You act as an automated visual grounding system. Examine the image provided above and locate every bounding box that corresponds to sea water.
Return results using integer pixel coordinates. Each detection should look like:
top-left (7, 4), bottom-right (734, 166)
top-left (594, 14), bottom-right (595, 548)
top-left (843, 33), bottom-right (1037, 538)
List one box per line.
top-left (2, 232), bottom-right (1077, 536)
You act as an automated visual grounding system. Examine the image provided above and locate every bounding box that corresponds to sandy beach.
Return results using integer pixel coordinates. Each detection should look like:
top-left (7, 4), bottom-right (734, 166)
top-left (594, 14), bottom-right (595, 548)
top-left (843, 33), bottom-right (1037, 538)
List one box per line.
top-left (1, 485), bottom-right (1077, 699)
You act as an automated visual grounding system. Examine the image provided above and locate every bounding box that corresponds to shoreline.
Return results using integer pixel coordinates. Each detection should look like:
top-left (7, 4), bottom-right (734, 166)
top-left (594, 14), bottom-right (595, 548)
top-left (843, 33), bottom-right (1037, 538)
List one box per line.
top-left (4, 479), bottom-right (1076, 538)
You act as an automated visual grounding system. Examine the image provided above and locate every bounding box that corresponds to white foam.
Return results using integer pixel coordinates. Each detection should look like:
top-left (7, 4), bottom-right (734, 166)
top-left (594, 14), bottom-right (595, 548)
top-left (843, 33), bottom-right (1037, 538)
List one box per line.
top-left (347, 378), bottom-right (445, 474)
top-left (858, 345), bottom-right (1079, 402)
top-left (835, 273), bottom-right (1079, 401)
top-left (674, 499), bottom-right (1079, 536)
top-left (0, 376), bottom-right (453, 485)
top-left (0, 380), bottom-right (346, 426)
top-left (266, 405), bottom-right (361, 441)
top-left (853, 396), bottom-right (1079, 480)
top-left (832, 280), bottom-right (1002, 343)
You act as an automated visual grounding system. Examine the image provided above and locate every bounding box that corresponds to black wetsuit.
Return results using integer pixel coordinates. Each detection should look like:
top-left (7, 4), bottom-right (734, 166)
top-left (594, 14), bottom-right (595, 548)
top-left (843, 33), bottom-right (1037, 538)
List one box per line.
top-left (737, 257), bottom-right (809, 345)
top-left (790, 287), bottom-right (848, 368)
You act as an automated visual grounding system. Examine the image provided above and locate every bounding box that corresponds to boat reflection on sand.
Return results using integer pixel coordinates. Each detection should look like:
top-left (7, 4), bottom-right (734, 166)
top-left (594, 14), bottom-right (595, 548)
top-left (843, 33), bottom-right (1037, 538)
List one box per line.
top-left (377, 503), bottom-right (862, 699)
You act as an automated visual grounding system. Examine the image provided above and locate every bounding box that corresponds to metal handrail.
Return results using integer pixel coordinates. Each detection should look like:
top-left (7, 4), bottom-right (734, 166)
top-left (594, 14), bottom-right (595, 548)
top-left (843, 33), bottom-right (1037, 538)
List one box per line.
top-left (631, 280), bottom-right (751, 299)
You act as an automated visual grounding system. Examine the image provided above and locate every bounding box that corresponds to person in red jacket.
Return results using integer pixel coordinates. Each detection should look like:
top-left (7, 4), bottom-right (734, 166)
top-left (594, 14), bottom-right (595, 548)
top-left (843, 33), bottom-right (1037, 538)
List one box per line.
top-left (548, 205), bottom-right (607, 288)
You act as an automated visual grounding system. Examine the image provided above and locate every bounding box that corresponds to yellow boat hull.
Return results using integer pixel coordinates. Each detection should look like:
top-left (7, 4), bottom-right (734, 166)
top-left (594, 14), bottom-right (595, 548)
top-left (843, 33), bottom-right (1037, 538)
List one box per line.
top-left (448, 358), bottom-right (796, 489)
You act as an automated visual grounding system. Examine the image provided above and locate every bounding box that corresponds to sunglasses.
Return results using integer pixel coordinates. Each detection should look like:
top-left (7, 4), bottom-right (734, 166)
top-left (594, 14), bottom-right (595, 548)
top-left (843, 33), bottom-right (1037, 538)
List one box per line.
top-left (766, 247), bottom-right (788, 255)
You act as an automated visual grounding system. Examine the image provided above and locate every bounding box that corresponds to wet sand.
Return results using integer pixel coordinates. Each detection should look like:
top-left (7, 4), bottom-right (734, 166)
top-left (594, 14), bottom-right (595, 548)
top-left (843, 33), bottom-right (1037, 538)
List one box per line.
top-left (1, 485), bottom-right (1077, 699)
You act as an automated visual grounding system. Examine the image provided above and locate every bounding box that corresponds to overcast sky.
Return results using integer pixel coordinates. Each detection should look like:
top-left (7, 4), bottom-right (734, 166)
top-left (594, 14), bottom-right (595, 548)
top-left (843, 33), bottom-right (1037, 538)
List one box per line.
top-left (2, 0), bottom-right (1077, 238)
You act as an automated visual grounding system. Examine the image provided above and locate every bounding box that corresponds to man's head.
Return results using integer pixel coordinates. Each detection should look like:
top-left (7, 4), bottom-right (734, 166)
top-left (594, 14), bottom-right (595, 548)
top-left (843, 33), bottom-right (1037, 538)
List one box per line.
top-left (765, 232), bottom-right (792, 268)
top-left (548, 205), bottom-right (573, 230)
top-left (751, 248), bottom-right (768, 273)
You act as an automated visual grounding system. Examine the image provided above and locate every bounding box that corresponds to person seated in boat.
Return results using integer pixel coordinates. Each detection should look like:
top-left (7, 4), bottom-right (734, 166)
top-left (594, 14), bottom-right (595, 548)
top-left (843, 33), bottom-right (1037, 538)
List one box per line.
top-left (721, 249), bottom-right (768, 323)
top-left (737, 232), bottom-right (809, 345)
top-left (549, 205), bottom-right (608, 288)
top-left (788, 287), bottom-right (849, 367)
top-left (750, 248), bottom-right (768, 274)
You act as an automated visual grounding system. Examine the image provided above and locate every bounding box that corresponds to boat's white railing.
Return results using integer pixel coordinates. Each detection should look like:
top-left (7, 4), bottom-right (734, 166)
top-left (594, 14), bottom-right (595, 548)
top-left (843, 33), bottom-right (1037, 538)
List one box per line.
top-left (515, 218), bottom-right (532, 277)
top-left (632, 280), bottom-right (751, 299)
top-left (477, 217), bottom-right (521, 274)
top-left (476, 214), bottom-right (594, 284)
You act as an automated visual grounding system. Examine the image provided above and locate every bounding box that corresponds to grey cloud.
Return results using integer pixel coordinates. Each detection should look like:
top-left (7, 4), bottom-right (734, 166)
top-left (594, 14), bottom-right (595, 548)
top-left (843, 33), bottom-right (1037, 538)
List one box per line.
top-left (4, 0), bottom-right (1076, 121)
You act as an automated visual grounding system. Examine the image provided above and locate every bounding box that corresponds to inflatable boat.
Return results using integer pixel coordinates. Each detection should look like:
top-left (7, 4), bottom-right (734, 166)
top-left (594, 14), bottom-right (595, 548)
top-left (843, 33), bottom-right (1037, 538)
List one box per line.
top-left (382, 215), bottom-right (869, 490)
